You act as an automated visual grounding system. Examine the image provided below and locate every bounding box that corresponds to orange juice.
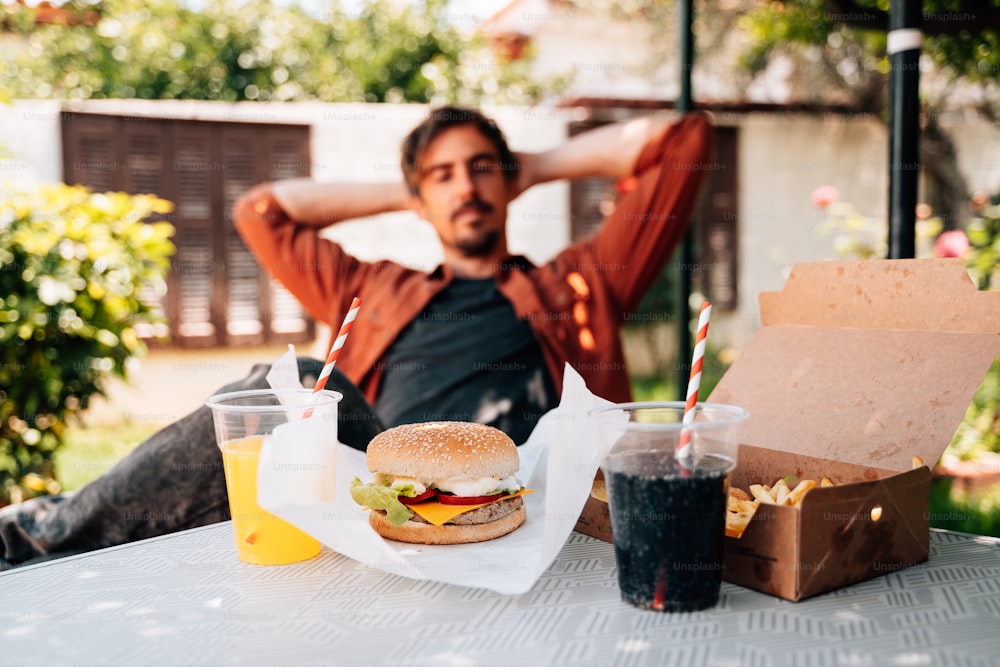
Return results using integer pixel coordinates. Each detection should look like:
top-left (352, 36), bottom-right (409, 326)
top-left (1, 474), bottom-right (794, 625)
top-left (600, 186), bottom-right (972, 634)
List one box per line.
top-left (220, 436), bottom-right (321, 565)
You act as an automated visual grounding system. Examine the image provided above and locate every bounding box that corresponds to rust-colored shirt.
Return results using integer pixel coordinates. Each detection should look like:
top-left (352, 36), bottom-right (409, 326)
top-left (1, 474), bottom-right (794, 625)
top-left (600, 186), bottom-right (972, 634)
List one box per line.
top-left (233, 113), bottom-right (714, 406)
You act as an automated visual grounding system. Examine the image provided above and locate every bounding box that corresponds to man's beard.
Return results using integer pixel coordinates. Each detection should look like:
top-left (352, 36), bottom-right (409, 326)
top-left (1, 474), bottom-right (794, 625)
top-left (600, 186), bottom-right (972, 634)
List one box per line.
top-left (452, 198), bottom-right (500, 257)
top-left (456, 228), bottom-right (501, 257)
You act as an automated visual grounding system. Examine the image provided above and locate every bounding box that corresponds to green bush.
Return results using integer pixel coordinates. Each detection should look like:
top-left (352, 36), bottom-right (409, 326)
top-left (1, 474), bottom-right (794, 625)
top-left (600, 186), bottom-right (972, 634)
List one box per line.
top-left (0, 183), bottom-right (174, 505)
top-left (963, 201), bottom-right (1000, 291)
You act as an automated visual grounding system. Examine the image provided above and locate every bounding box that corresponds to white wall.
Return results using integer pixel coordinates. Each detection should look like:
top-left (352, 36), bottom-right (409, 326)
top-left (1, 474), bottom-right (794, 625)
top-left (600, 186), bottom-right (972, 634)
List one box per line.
top-left (947, 119), bottom-right (1000, 199)
top-left (0, 100), bottom-right (63, 185)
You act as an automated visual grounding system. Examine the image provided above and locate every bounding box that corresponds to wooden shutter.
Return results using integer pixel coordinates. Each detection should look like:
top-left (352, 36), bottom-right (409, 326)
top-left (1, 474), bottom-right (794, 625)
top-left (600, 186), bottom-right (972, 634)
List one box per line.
top-left (61, 113), bottom-right (173, 339)
top-left (696, 126), bottom-right (739, 311)
top-left (61, 112), bottom-right (315, 347)
top-left (263, 128), bottom-right (313, 336)
top-left (124, 120), bottom-right (166, 195)
top-left (568, 120), bottom-right (618, 240)
top-left (570, 175), bottom-right (618, 240)
top-left (220, 126), bottom-right (267, 345)
top-left (61, 112), bottom-right (120, 193)
top-left (171, 122), bottom-right (221, 346)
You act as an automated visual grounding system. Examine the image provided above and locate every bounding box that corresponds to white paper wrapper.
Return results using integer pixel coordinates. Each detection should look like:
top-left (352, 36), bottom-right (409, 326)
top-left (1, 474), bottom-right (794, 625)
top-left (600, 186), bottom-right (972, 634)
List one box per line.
top-left (265, 344), bottom-right (301, 398)
top-left (257, 344), bottom-right (340, 507)
top-left (257, 344), bottom-right (341, 507)
top-left (258, 359), bottom-right (618, 595)
top-left (257, 419), bottom-right (338, 507)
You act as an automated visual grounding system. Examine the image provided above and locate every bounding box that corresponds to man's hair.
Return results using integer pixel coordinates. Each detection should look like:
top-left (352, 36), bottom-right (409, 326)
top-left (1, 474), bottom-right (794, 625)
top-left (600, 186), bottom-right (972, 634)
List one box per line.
top-left (400, 106), bottom-right (518, 196)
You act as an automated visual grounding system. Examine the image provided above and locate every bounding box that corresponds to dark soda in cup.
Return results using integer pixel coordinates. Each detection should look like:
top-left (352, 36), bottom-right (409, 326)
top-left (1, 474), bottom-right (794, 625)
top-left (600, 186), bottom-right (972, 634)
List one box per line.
top-left (590, 401), bottom-right (747, 612)
top-left (604, 451), bottom-right (731, 612)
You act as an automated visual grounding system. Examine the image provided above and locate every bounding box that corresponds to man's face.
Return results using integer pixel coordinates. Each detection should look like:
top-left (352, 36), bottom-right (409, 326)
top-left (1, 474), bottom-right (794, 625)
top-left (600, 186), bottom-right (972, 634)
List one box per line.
top-left (410, 124), bottom-right (511, 258)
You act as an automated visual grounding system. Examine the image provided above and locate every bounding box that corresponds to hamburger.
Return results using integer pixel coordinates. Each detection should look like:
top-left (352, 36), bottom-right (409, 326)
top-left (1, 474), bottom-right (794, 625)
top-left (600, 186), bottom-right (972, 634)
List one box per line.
top-left (349, 421), bottom-right (527, 545)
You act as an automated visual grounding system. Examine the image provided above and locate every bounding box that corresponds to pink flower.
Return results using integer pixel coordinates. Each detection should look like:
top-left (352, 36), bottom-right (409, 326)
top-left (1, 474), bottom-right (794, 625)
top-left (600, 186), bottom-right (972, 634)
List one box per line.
top-left (811, 185), bottom-right (840, 210)
top-left (934, 230), bottom-right (970, 258)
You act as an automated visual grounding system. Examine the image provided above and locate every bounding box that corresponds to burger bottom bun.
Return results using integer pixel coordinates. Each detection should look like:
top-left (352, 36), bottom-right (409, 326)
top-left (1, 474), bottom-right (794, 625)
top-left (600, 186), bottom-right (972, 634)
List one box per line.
top-left (369, 501), bottom-right (526, 545)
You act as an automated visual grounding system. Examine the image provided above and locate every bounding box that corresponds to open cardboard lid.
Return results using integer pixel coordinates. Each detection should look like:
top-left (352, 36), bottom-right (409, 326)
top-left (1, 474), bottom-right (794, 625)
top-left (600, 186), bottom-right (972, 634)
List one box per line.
top-left (708, 259), bottom-right (1000, 472)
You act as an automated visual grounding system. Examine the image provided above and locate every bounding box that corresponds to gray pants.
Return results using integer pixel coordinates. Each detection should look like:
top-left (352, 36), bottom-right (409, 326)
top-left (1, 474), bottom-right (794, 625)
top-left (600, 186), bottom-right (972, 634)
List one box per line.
top-left (0, 358), bottom-right (384, 570)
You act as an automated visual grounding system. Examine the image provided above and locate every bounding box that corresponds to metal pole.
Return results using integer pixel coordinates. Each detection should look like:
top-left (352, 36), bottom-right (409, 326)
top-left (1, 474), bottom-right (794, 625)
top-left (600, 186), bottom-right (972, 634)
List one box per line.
top-left (678, 0), bottom-right (693, 113)
top-left (675, 0), bottom-right (695, 400)
top-left (887, 0), bottom-right (921, 259)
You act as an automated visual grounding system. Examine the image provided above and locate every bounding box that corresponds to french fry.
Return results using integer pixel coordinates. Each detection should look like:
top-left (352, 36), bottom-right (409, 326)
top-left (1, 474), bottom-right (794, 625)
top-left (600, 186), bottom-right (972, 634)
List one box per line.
top-left (729, 487), bottom-right (752, 502)
top-left (750, 484), bottom-right (777, 504)
top-left (726, 474), bottom-right (839, 537)
top-left (786, 479), bottom-right (817, 506)
top-left (912, 455), bottom-right (925, 469)
top-left (725, 495), bottom-right (760, 539)
top-left (772, 479), bottom-right (791, 505)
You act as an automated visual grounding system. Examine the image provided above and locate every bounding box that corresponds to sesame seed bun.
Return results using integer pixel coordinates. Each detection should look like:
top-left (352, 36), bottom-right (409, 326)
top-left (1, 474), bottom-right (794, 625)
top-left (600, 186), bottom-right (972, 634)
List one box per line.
top-left (366, 421), bottom-right (519, 482)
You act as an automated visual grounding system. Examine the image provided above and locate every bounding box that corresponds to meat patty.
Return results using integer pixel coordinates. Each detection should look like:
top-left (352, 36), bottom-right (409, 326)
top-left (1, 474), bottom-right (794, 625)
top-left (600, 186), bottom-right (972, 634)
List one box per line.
top-left (399, 495), bottom-right (524, 525)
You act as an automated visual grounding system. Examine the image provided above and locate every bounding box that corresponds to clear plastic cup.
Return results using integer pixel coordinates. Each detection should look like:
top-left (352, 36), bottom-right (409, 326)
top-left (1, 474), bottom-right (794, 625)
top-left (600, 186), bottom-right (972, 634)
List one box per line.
top-left (205, 388), bottom-right (342, 565)
top-left (590, 401), bottom-right (748, 612)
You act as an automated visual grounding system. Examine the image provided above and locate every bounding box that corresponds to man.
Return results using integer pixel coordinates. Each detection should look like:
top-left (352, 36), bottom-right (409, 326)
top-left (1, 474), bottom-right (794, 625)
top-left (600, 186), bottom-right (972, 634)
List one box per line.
top-left (237, 106), bottom-right (712, 441)
top-left (0, 106), bottom-right (713, 568)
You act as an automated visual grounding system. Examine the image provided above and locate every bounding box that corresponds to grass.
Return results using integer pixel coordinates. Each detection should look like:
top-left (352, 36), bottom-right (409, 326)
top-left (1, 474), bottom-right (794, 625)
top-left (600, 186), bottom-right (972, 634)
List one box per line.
top-left (929, 478), bottom-right (1000, 537)
top-left (53, 422), bottom-right (158, 492)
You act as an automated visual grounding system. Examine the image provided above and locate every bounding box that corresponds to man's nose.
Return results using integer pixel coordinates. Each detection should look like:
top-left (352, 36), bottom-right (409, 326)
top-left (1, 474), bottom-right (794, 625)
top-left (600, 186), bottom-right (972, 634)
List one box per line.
top-left (453, 165), bottom-right (477, 198)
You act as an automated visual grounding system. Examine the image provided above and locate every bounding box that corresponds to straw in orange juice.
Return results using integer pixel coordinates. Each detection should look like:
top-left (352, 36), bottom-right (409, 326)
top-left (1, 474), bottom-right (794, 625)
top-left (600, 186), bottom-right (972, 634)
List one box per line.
top-left (220, 436), bottom-right (321, 565)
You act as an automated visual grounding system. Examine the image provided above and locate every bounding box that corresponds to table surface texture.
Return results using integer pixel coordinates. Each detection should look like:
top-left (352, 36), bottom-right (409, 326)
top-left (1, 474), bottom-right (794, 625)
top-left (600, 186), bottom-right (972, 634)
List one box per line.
top-left (2, 523), bottom-right (999, 666)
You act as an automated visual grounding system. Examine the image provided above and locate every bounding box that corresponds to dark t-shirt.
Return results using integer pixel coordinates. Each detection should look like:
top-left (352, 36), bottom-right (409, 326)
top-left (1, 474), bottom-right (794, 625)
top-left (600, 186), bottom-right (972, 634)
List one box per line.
top-left (374, 277), bottom-right (557, 444)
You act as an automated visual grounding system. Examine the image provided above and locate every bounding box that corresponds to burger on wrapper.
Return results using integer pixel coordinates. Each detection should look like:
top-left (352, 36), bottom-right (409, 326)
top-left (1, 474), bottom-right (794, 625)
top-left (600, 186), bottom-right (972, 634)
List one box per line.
top-left (349, 422), bottom-right (529, 545)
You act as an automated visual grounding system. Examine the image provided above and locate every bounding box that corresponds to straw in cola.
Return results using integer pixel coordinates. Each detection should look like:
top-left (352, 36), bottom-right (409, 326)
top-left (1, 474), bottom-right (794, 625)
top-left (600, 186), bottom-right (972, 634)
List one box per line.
top-left (676, 300), bottom-right (712, 464)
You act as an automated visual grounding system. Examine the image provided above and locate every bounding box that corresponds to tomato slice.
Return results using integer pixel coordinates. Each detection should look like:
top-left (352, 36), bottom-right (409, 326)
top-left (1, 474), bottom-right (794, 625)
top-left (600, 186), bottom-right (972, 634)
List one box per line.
top-left (436, 492), bottom-right (505, 505)
top-left (398, 489), bottom-right (438, 505)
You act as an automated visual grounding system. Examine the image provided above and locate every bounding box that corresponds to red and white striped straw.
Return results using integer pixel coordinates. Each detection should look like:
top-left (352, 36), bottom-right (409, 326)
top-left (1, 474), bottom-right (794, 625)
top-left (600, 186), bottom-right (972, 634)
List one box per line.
top-left (314, 296), bottom-right (361, 394)
top-left (303, 297), bottom-right (360, 416)
top-left (677, 301), bottom-right (712, 460)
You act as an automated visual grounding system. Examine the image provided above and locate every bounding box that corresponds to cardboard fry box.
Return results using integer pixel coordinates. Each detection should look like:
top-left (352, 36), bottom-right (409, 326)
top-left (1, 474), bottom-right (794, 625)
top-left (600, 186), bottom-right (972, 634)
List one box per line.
top-left (574, 259), bottom-right (1000, 601)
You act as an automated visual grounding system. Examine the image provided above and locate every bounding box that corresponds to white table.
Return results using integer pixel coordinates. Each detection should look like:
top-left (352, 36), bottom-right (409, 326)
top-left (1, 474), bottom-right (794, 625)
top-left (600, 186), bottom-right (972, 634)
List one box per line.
top-left (2, 524), bottom-right (999, 666)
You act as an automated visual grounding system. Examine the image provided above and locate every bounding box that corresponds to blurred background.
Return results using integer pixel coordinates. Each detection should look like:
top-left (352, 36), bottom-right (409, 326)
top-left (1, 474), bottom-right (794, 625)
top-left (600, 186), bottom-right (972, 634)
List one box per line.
top-left (1, 0), bottom-right (998, 534)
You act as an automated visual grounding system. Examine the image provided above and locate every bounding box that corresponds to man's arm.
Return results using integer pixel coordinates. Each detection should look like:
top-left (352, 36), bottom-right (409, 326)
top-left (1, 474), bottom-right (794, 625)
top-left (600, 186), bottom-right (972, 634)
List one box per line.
top-left (585, 113), bottom-right (714, 313)
top-left (234, 177), bottom-right (412, 331)
top-left (233, 179), bottom-right (397, 333)
top-left (270, 178), bottom-right (412, 226)
top-left (512, 114), bottom-right (679, 197)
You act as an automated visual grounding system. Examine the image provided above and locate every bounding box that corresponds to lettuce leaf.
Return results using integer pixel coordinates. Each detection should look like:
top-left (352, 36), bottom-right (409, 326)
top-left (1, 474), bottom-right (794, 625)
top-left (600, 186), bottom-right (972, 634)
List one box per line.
top-left (349, 477), bottom-right (413, 526)
top-left (392, 484), bottom-right (418, 496)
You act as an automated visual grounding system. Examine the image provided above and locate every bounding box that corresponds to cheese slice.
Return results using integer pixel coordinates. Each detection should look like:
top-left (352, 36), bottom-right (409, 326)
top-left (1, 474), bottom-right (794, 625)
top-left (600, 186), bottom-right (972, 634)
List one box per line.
top-left (407, 489), bottom-right (533, 526)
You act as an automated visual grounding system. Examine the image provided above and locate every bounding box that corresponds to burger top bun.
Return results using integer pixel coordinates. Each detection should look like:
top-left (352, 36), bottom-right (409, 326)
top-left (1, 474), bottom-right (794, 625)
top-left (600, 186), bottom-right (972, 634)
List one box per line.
top-left (366, 421), bottom-right (518, 480)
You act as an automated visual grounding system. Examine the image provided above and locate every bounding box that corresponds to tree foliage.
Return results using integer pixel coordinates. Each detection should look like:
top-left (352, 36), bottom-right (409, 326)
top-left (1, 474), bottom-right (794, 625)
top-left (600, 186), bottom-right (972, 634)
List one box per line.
top-left (0, 0), bottom-right (556, 105)
top-left (730, 0), bottom-right (1000, 113)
